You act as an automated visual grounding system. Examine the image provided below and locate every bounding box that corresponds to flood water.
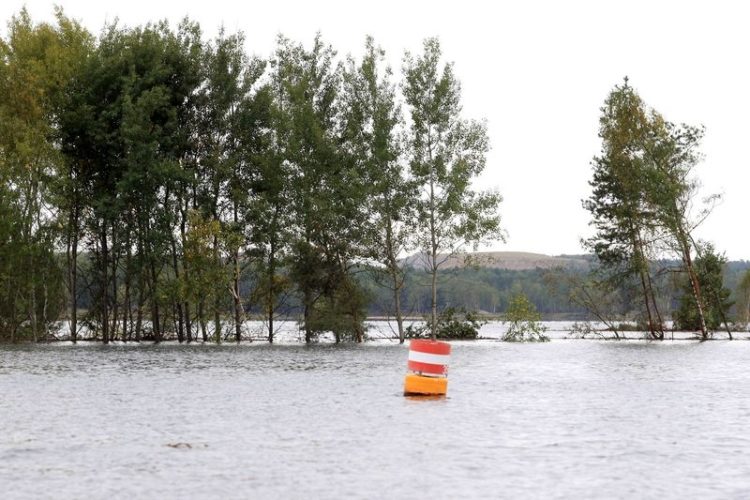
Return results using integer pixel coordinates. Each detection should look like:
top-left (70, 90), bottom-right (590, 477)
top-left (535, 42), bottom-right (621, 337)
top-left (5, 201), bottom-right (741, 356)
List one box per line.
top-left (2, 324), bottom-right (750, 499)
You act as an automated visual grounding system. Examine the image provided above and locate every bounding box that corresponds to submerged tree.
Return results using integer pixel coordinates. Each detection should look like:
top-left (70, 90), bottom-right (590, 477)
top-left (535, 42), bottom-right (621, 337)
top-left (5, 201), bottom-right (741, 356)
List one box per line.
top-left (583, 78), bottom-right (665, 339)
top-left (246, 80), bottom-right (289, 344)
top-left (403, 37), bottom-right (503, 340)
top-left (272, 34), bottom-right (372, 343)
top-left (502, 293), bottom-right (548, 342)
top-left (342, 36), bottom-right (414, 343)
top-left (198, 29), bottom-right (270, 343)
top-left (0, 9), bottom-right (89, 342)
top-left (645, 118), bottom-right (719, 339)
top-left (585, 78), bottom-right (724, 340)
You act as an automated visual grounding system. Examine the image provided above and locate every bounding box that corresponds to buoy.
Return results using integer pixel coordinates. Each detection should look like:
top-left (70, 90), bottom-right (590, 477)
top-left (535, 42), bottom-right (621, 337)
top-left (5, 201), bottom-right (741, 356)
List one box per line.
top-left (403, 339), bottom-right (451, 396)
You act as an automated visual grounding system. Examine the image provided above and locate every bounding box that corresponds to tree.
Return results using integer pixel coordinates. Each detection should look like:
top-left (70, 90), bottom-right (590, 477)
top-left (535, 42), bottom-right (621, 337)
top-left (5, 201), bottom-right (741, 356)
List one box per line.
top-left (0, 8), bottom-right (87, 341)
top-left (197, 29), bottom-right (268, 343)
top-left (245, 131), bottom-right (292, 344)
top-left (644, 117), bottom-right (717, 339)
top-left (403, 37), bottom-right (503, 340)
top-left (182, 211), bottom-right (228, 342)
top-left (583, 78), bottom-right (665, 339)
top-left (673, 243), bottom-right (732, 335)
top-left (306, 272), bottom-right (369, 343)
top-left (60, 20), bottom-right (204, 343)
top-left (341, 36), bottom-right (414, 343)
top-left (273, 34), bottom-right (371, 343)
top-left (502, 293), bottom-right (548, 342)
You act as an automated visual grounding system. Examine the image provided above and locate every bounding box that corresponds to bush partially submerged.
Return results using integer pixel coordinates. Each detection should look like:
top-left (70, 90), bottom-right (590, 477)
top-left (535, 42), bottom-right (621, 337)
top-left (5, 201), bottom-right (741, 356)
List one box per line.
top-left (405, 307), bottom-right (485, 340)
top-left (502, 293), bottom-right (549, 342)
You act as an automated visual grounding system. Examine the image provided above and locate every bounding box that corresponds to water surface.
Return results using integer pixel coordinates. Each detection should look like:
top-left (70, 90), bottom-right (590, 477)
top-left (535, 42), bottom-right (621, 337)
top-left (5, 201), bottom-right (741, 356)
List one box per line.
top-left (2, 334), bottom-right (750, 498)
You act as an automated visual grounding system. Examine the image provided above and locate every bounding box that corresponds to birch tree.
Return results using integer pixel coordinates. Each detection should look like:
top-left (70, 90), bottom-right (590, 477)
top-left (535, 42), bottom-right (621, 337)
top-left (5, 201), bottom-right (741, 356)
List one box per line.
top-left (403, 38), bottom-right (503, 340)
top-left (342, 36), bottom-right (414, 343)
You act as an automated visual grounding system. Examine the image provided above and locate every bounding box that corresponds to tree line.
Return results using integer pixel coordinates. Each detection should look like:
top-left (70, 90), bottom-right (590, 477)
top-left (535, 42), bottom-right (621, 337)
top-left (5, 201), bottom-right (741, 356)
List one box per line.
top-left (0, 9), bottom-right (502, 343)
top-left (3, 11), bottom-right (748, 345)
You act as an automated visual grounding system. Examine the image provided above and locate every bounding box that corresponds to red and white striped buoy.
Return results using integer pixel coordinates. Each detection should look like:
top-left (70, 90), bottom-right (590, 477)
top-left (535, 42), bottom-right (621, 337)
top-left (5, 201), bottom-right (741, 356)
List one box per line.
top-left (403, 339), bottom-right (451, 396)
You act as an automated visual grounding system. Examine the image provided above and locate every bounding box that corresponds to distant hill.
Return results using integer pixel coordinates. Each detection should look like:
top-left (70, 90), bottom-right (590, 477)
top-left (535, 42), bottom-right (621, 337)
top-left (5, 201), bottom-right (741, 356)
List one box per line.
top-left (402, 251), bottom-right (591, 271)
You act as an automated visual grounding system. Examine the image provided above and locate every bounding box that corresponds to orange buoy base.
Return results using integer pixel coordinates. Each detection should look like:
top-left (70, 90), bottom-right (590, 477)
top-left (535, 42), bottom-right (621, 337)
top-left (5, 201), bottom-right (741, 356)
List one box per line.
top-left (403, 373), bottom-right (448, 396)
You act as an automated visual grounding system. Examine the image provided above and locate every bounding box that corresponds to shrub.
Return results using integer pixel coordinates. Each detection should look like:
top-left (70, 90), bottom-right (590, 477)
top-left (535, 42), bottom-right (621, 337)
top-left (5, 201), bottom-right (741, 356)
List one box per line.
top-left (405, 307), bottom-right (485, 340)
top-left (502, 293), bottom-right (549, 342)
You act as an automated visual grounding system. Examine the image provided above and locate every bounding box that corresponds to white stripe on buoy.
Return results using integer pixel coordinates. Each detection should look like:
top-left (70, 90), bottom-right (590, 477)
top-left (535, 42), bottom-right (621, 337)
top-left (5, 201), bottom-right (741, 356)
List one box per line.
top-left (407, 350), bottom-right (451, 366)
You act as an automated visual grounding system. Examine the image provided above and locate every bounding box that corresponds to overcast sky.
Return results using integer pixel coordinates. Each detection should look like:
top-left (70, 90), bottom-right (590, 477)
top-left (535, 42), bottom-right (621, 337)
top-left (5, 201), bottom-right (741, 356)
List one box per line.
top-left (3, 0), bottom-right (749, 259)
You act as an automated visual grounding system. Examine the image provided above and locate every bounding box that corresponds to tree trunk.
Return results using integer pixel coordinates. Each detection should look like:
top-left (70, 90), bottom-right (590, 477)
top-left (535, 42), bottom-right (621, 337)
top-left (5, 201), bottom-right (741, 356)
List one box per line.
top-left (429, 170), bottom-right (438, 341)
top-left (68, 206), bottom-right (79, 343)
top-left (184, 302), bottom-right (193, 343)
top-left (110, 224), bottom-right (119, 341)
top-left (385, 218), bottom-right (405, 344)
top-left (212, 224), bottom-right (221, 343)
top-left (29, 265), bottom-right (38, 343)
top-left (430, 264), bottom-right (438, 341)
top-left (394, 281), bottom-right (405, 344)
top-left (428, 136), bottom-right (438, 341)
top-left (180, 201), bottom-right (192, 343)
top-left (630, 224), bottom-right (659, 339)
top-left (199, 300), bottom-right (207, 342)
top-left (304, 288), bottom-right (313, 344)
top-left (267, 237), bottom-right (276, 344)
top-left (232, 206), bottom-right (243, 343)
top-left (123, 242), bottom-right (132, 342)
top-left (680, 237), bottom-right (708, 339)
top-left (134, 228), bottom-right (144, 342)
top-left (645, 270), bottom-right (664, 340)
top-left (135, 280), bottom-right (143, 342)
top-left (100, 225), bottom-right (110, 344)
top-left (122, 280), bottom-right (130, 342)
top-left (150, 259), bottom-right (161, 343)
top-left (214, 306), bottom-right (221, 344)
top-left (170, 231), bottom-right (185, 343)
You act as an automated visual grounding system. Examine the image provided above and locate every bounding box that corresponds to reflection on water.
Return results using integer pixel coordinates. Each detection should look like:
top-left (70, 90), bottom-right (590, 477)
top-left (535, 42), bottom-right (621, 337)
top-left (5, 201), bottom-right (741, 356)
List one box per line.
top-left (2, 334), bottom-right (750, 498)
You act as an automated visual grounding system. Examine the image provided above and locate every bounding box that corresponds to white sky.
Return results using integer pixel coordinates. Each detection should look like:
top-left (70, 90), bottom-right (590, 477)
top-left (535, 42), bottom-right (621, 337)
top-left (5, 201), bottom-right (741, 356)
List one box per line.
top-left (3, 0), bottom-right (749, 259)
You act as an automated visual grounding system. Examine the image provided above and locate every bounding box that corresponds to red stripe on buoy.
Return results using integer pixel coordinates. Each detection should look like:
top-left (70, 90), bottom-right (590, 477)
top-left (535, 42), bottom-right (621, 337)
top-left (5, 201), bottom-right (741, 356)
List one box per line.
top-left (406, 339), bottom-right (450, 376)
top-left (407, 360), bottom-right (447, 375)
top-left (409, 339), bottom-right (451, 355)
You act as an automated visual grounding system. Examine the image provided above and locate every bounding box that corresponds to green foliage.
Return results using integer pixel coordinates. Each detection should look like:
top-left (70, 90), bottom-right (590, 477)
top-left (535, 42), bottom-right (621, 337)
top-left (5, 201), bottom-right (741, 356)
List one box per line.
top-left (435, 308), bottom-right (485, 339)
top-left (182, 212), bottom-right (227, 314)
top-left (502, 293), bottom-right (549, 342)
top-left (674, 244), bottom-right (732, 332)
top-left (0, 8), bottom-right (500, 343)
top-left (0, 9), bottom-right (85, 341)
top-left (405, 307), bottom-right (485, 340)
top-left (270, 34), bottom-right (376, 342)
top-left (736, 270), bottom-right (750, 328)
top-left (306, 274), bottom-right (369, 343)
